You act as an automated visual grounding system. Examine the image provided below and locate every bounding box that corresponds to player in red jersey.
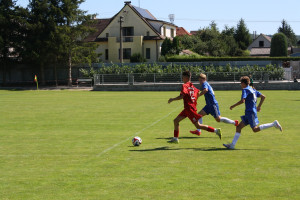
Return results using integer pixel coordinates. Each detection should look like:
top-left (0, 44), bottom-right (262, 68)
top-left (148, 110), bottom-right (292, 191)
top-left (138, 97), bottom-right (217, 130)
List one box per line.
top-left (168, 71), bottom-right (222, 143)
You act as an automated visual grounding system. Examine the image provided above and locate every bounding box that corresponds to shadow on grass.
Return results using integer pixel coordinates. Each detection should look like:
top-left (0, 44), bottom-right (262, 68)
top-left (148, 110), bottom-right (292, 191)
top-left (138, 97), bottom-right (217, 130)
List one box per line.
top-left (129, 146), bottom-right (270, 152)
top-left (129, 146), bottom-right (180, 152)
top-left (156, 136), bottom-right (212, 140)
top-left (190, 147), bottom-right (269, 151)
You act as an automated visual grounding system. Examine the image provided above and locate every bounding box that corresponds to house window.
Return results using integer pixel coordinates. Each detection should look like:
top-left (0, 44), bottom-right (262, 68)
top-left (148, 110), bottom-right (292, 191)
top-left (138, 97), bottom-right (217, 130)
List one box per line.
top-left (106, 33), bottom-right (109, 38)
top-left (119, 48), bottom-right (131, 59)
top-left (163, 27), bottom-right (166, 36)
top-left (147, 31), bottom-right (150, 36)
top-left (146, 48), bottom-right (151, 59)
top-left (259, 41), bottom-right (264, 47)
top-left (105, 49), bottom-right (108, 60)
top-left (123, 27), bottom-right (134, 36)
top-left (123, 27), bottom-right (134, 42)
top-left (171, 29), bottom-right (174, 38)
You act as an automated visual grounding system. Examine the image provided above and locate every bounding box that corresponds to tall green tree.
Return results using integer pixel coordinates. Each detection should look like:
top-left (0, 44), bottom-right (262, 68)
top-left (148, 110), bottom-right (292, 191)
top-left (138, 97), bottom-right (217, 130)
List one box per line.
top-left (178, 34), bottom-right (198, 50)
top-left (24, 0), bottom-right (61, 85)
top-left (278, 19), bottom-right (297, 46)
top-left (234, 18), bottom-right (252, 50)
top-left (197, 22), bottom-right (225, 56)
top-left (0, 0), bottom-right (26, 85)
top-left (270, 33), bottom-right (288, 57)
top-left (221, 26), bottom-right (240, 56)
top-left (58, 0), bottom-right (98, 86)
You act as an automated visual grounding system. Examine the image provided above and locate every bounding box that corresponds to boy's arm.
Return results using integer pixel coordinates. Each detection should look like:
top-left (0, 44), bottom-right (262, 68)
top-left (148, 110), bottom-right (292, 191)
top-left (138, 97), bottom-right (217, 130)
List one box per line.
top-left (257, 94), bottom-right (265, 112)
top-left (198, 88), bottom-right (208, 97)
top-left (168, 95), bottom-right (183, 104)
top-left (230, 99), bottom-right (245, 110)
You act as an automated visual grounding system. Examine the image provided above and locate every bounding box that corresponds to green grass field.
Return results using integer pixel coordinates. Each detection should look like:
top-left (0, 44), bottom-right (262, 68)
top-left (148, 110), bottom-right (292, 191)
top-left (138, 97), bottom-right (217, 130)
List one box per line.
top-left (0, 90), bottom-right (299, 200)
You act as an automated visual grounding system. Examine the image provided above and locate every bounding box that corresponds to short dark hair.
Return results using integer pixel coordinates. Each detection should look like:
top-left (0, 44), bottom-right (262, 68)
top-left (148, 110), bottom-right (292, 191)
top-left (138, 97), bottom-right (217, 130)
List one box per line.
top-left (182, 71), bottom-right (191, 78)
top-left (240, 76), bottom-right (250, 85)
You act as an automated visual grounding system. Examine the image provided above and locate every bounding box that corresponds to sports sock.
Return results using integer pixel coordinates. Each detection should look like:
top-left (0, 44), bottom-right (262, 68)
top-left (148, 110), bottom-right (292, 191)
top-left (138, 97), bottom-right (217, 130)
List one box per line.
top-left (259, 122), bottom-right (275, 131)
top-left (220, 117), bottom-right (235, 125)
top-left (197, 118), bottom-right (203, 132)
top-left (174, 130), bottom-right (179, 138)
top-left (232, 132), bottom-right (241, 146)
top-left (207, 126), bottom-right (215, 132)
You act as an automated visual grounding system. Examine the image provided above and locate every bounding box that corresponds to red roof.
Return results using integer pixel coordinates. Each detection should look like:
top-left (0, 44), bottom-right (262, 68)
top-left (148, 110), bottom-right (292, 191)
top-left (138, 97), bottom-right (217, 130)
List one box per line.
top-left (84, 19), bottom-right (112, 42)
top-left (176, 27), bottom-right (192, 36)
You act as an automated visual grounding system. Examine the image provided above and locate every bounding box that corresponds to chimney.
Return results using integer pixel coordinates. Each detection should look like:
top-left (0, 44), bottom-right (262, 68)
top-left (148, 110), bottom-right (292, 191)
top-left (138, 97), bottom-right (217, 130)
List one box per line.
top-left (124, 1), bottom-right (131, 5)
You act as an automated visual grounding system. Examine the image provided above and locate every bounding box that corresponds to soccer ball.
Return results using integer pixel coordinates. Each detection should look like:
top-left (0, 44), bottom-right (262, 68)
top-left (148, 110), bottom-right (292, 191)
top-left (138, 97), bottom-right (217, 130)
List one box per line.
top-left (132, 136), bottom-right (142, 146)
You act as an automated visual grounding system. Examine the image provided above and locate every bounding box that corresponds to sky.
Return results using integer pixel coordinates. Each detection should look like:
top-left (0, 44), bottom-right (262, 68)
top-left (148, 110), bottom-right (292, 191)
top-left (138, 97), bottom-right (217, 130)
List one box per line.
top-left (16, 0), bottom-right (300, 36)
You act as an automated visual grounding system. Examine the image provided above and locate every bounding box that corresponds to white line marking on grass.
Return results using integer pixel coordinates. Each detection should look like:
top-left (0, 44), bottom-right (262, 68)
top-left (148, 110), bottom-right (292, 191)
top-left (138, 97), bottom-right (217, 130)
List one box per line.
top-left (97, 107), bottom-right (180, 157)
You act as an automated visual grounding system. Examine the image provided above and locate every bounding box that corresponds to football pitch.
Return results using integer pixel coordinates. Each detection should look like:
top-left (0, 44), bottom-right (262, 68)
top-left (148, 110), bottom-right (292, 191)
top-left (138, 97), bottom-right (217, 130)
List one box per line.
top-left (0, 90), bottom-right (299, 200)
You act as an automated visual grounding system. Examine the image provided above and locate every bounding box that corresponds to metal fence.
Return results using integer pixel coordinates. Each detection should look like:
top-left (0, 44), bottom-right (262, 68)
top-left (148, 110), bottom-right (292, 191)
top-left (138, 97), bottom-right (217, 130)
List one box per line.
top-left (94, 71), bottom-right (282, 86)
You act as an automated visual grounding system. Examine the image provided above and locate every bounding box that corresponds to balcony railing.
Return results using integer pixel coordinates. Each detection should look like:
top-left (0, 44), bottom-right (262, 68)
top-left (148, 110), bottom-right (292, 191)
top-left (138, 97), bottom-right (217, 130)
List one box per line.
top-left (116, 36), bottom-right (133, 42)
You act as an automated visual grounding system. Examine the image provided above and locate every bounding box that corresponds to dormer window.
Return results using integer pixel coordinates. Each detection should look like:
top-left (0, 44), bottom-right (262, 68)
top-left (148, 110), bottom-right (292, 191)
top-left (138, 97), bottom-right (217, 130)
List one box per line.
top-left (259, 41), bottom-right (264, 47)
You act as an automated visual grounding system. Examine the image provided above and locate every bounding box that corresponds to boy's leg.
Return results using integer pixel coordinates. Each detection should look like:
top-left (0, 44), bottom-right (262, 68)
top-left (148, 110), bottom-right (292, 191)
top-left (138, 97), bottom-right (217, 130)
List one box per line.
top-left (194, 122), bottom-right (222, 140)
top-left (258, 120), bottom-right (283, 132)
top-left (169, 115), bottom-right (186, 143)
top-left (213, 104), bottom-right (238, 126)
top-left (223, 121), bottom-right (246, 149)
top-left (190, 109), bottom-right (206, 135)
top-left (218, 116), bottom-right (239, 126)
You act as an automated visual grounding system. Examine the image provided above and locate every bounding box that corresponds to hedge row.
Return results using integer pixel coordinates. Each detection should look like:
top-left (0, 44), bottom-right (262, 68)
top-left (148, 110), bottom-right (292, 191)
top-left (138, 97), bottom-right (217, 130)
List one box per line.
top-left (80, 63), bottom-right (285, 80)
top-left (166, 56), bottom-right (300, 62)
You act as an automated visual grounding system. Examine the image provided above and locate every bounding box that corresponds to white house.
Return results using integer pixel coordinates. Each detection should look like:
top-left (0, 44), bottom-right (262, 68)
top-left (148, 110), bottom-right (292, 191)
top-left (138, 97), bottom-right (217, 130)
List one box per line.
top-left (248, 34), bottom-right (272, 56)
top-left (85, 1), bottom-right (177, 63)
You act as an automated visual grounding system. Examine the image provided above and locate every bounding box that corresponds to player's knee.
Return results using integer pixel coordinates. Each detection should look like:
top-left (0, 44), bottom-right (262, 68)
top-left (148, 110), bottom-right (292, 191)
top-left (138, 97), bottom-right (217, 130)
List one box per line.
top-left (236, 126), bottom-right (242, 132)
top-left (252, 127), bottom-right (260, 132)
top-left (215, 117), bottom-right (221, 122)
top-left (173, 118), bottom-right (179, 125)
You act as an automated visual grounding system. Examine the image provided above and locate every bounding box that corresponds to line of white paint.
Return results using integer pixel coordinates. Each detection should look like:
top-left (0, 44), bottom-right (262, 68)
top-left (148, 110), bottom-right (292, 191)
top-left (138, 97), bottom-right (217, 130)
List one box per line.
top-left (97, 107), bottom-right (180, 157)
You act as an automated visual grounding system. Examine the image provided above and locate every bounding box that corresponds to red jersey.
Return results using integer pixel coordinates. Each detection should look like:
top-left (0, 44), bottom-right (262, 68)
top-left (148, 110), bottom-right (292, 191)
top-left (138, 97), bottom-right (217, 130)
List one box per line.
top-left (180, 81), bottom-right (199, 111)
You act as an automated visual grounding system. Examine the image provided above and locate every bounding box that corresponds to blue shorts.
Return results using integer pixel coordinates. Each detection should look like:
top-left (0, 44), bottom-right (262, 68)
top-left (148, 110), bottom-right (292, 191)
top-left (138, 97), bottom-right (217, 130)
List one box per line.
top-left (241, 112), bottom-right (259, 128)
top-left (202, 104), bottom-right (220, 118)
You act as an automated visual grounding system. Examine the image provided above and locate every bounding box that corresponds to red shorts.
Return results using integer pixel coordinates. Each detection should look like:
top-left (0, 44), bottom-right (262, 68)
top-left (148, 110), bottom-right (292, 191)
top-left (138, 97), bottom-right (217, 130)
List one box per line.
top-left (178, 109), bottom-right (202, 124)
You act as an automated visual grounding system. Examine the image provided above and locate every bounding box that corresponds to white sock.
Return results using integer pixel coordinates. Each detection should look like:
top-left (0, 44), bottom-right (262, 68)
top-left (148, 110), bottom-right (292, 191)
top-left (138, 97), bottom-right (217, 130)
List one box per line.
top-left (259, 122), bottom-right (275, 131)
top-left (232, 132), bottom-right (241, 146)
top-left (220, 117), bottom-right (235, 125)
top-left (197, 118), bottom-right (203, 132)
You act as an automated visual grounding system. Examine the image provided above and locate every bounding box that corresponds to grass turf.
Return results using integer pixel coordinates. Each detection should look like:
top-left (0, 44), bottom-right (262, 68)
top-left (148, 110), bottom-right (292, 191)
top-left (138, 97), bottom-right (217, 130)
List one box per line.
top-left (0, 90), bottom-right (299, 200)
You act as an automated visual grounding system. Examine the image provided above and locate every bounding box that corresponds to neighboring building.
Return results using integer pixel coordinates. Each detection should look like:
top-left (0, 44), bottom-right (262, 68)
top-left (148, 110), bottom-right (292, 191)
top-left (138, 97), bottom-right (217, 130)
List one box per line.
top-left (248, 34), bottom-right (272, 56)
top-left (85, 1), bottom-right (177, 63)
top-left (249, 47), bottom-right (271, 57)
top-left (290, 47), bottom-right (300, 57)
top-left (190, 31), bottom-right (199, 35)
top-left (176, 27), bottom-right (192, 36)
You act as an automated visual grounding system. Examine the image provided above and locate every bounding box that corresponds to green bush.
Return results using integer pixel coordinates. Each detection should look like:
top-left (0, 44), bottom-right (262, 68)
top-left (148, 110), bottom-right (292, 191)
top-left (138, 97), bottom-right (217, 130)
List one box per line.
top-left (130, 53), bottom-right (146, 63)
top-left (270, 33), bottom-right (288, 57)
top-left (80, 63), bottom-right (286, 80)
top-left (166, 56), bottom-right (300, 62)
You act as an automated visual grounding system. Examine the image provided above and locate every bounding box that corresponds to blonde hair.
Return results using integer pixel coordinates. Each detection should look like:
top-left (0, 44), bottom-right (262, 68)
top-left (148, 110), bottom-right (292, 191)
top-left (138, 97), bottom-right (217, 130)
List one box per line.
top-left (199, 73), bottom-right (206, 80)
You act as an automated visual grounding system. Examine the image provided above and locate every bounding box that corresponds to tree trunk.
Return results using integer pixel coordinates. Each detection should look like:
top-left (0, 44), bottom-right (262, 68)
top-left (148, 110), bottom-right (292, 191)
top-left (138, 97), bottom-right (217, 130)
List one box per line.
top-left (68, 51), bottom-right (72, 87)
top-left (54, 57), bottom-right (58, 87)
